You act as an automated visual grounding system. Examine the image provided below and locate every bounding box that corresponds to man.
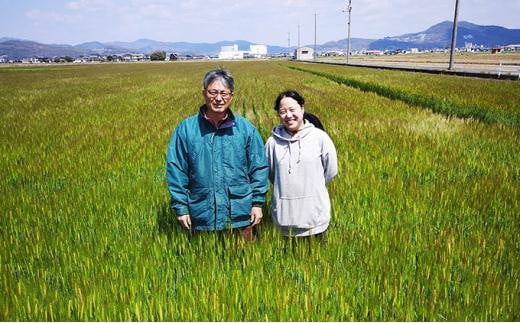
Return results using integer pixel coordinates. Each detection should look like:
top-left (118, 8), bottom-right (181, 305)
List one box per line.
top-left (166, 68), bottom-right (268, 240)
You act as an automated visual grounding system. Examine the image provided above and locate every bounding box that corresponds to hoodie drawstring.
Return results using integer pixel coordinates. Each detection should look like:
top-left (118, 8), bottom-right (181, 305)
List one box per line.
top-left (287, 140), bottom-right (302, 174)
top-left (297, 140), bottom-right (302, 164)
top-left (271, 122), bottom-right (314, 175)
top-left (287, 143), bottom-right (292, 174)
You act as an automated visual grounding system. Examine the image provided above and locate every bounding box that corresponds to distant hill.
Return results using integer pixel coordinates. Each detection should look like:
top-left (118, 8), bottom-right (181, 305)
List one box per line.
top-left (369, 21), bottom-right (520, 50)
top-left (0, 37), bottom-right (23, 43)
top-left (105, 39), bottom-right (289, 55)
top-left (74, 41), bottom-right (128, 54)
top-left (316, 38), bottom-right (375, 52)
top-left (105, 38), bottom-right (180, 53)
top-left (1, 21), bottom-right (519, 59)
top-left (0, 38), bottom-right (290, 59)
top-left (0, 40), bottom-right (86, 59)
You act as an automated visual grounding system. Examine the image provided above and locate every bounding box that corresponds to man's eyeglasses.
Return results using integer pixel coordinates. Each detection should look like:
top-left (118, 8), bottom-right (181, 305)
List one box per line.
top-left (206, 90), bottom-right (233, 100)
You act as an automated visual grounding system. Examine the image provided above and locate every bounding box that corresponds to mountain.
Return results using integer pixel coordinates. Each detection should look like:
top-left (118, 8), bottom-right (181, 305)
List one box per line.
top-left (105, 39), bottom-right (289, 55)
top-left (0, 40), bottom-right (86, 59)
top-left (0, 37), bottom-right (24, 42)
top-left (74, 41), bottom-right (128, 54)
top-left (1, 21), bottom-right (519, 59)
top-left (369, 21), bottom-right (520, 50)
top-left (316, 38), bottom-right (375, 52)
top-left (0, 37), bottom-right (290, 59)
top-left (106, 38), bottom-right (178, 53)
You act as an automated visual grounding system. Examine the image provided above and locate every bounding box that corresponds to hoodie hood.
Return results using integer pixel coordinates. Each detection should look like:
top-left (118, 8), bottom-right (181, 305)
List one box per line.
top-left (270, 121), bottom-right (315, 174)
top-left (271, 120), bottom-right (315, 142)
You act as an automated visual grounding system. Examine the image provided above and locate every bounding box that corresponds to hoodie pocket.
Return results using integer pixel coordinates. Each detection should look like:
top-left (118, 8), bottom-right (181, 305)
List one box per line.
top-left (228, 184), bottom-right (252, 219)
top-left (275, 195), bottom-right (322, 229)
top-left (188, 188), bottom-right (210, 220)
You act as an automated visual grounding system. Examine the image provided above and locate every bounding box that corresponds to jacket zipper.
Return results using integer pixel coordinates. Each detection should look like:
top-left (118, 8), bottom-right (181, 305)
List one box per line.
top-left (210, 131), bottom-right (217, 230)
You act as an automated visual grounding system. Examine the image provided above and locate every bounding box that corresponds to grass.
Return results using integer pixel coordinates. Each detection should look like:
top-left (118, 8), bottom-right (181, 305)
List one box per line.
top-left (287, 62), bottom-right (520, 127)
top-left (1, 61), bottom-right (519, 321)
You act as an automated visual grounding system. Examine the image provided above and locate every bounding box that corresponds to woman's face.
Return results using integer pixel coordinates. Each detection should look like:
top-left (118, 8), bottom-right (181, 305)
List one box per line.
top-left (278, 97), bottom-right (304, 135)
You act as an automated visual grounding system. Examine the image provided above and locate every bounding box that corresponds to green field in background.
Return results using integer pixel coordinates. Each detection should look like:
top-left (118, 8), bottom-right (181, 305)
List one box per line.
top-left (1, 61), bottom-right (519, 321)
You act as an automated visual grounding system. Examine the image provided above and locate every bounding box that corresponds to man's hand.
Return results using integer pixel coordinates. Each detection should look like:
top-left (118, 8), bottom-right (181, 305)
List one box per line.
top-left (177, 215), bottom-right (192, 230)
top-left (250, 206), bottom-right (263, 226)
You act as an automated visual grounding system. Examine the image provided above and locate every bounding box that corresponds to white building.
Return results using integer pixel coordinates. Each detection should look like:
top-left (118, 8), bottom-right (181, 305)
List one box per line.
top-left (504, 44), bottom-right (520, 52)
top-left (364, 50), bottom-right (384, 56)
top-left (249, 44), bottom-right (267, 58)
top-left (295, 47), bottom-right (314, 60)
top-left (219, 44), bottom-right (243, 59)
top-left (218, 44), bottom-right (268, 59)
top-left (323, 51), bottom-right (344, 57)
top-left (221, 44), bottom-right (238, 53)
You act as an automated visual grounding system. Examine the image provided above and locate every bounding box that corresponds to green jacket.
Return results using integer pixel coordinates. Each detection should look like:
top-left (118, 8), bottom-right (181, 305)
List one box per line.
top-left (166, 107), bottom-right (269, 231)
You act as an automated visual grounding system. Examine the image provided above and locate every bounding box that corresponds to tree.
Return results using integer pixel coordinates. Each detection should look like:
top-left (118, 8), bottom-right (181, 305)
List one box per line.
top-left (150, 51), bottom-right (166, 61)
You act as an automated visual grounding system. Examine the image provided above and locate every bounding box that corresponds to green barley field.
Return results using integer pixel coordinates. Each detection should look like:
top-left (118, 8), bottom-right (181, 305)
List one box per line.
top-left (1, 61), bottom-right (519, 321)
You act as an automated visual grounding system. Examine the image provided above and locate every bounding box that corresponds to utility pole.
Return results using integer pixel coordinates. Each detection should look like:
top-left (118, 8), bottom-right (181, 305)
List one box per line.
top-left (448, 0), bottom-right (460, 70)
top-left (314, 12), bottom-right (317, 61)
top-left (297, 24), bottom-right (301, 60)
top-left (288, 31), bottom-right (291, 59)
top-left (343, 0), bottom-right (352, 64)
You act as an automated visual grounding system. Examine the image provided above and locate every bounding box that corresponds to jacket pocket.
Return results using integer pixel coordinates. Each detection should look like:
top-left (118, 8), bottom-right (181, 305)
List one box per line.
top-left (228, 184), bottom-right (252, 219)
top-left (187, 140), bottom-right (204, 165)
top-left (188, 188), bottom-right (210, 220)
top-left (224, 136), bottom-right (246, 165)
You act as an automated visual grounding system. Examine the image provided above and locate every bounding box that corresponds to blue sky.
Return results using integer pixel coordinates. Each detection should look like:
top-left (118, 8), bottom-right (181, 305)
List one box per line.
top-left (1, 0), bottom-right (519, 46)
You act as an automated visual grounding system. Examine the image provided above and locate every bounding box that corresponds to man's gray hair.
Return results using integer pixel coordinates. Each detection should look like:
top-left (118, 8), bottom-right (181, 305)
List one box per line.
top-left (202, 68), bottom-right (235, 92)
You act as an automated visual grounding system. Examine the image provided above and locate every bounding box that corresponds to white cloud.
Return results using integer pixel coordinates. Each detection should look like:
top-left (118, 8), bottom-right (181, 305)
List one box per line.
top-left (137, 3), bottom-right (176, 19)
top-left (67, 0), bottom-right (113, 11)
top-left (11, 0), bottom-right (520, 45)
top-left (26, 9), bottom-right (81, 24)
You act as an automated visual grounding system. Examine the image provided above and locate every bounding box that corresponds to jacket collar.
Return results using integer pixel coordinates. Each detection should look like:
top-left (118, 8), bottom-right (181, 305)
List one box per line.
top-left (198, 105), bottom-right (236, 129)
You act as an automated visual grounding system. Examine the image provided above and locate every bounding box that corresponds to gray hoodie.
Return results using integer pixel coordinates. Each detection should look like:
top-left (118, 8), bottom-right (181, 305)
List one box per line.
top-left (265, 121), bottom-right (338, 237)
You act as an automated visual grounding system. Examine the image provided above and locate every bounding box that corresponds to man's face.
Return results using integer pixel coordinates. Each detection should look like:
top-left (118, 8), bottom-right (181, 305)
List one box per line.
top-left (203, 80), bottom-right (233, 116)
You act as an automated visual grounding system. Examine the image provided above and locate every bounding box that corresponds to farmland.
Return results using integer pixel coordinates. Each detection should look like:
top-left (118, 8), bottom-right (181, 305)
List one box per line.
top-left (1, 61), bottom-right (519, 321)
top-left (320, 52), bottom-right (520, 76)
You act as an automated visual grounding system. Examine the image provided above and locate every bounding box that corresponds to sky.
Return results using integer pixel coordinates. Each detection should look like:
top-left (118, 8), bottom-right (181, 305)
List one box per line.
top-left (1, 0), bottom-right (519, 46)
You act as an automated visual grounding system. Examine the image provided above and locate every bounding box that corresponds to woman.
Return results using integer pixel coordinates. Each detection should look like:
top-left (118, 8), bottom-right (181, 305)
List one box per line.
top-left (265, 90), bottom-right (338, 238)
